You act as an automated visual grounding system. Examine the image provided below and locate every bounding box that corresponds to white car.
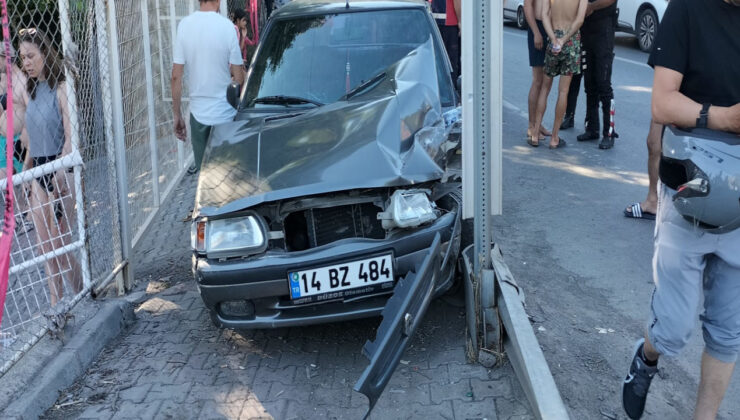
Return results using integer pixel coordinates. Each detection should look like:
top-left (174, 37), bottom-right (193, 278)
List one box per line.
top-left (617, 0), bottom-right (668, 52)
top-left (503, 0), bottom-right (667, 53)
top-left (503, 0), bottom-right (526, 30)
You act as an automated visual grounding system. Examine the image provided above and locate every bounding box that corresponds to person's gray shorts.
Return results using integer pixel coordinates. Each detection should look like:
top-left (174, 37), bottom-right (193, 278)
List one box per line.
top-left (648, 183), bottom-right (740, 363)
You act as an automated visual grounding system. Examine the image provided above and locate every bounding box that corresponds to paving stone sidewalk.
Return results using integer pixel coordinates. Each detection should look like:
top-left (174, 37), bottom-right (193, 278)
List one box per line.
top-left (42, 174), bottom-right (533, 420)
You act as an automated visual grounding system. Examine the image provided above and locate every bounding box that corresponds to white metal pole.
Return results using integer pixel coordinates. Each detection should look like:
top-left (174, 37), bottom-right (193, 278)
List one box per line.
top-left (106, 0), bottom-right (136, 292)
top-left (461, 1), bottom-right (474, 220)
top-left (462, 0), bottom-right (503, 219)
top-left (170, 0), bottom-right (185, 168)
top-left (95, 0), bottom-right (126, 292)
top-left (141, 0), bottom-right (162, 207)
top-left (57, 0), bottom-right (91, 289)
top-left (491, 2), bottom-right (503, 217)
top-left (220, 0), bottom-right (228, 16)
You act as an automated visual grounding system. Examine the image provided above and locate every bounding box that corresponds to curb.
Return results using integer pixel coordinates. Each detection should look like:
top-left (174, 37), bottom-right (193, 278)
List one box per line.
top-left (1, 299), bottom-right (134, 420)
top-left (492, 245), bottom-right (569, 420)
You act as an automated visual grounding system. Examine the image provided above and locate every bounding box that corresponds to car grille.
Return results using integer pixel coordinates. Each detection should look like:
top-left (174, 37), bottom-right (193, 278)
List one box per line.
top-left (286, 203), bottom-right (385, 250)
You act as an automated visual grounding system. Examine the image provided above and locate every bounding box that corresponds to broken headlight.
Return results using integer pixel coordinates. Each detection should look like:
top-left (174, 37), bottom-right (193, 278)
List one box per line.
top-left (378, 190), bottom-right (438, 229)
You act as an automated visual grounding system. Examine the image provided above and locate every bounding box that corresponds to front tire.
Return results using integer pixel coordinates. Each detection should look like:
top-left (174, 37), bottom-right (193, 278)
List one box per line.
top-left (636, 8), bottom-right (658, 52)
top-left (516, 6), bottom-right (528, 30)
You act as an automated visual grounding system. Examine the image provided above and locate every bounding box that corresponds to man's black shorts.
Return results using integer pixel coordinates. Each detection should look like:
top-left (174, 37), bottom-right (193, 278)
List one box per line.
top-left (527, 20), bottom-right (548, 67)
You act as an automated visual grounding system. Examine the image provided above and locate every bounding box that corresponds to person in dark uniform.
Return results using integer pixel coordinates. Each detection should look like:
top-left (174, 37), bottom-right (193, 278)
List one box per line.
top-left (561, 0), bottom-right (618, 150)
top-left (431, 0), bottom-right (461, 82)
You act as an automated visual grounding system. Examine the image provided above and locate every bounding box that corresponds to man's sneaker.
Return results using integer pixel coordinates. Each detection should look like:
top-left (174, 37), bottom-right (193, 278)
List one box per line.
top-left (599, 135), bottom-right (615, 149)
top-left (560, 113), bottom-right (575, 130)
top-left (187, 164), bottom-right (199, 175)
top-left (622, 338), bottom-right (658, 419)
top-left (577, 130), bottom-right (600, 141)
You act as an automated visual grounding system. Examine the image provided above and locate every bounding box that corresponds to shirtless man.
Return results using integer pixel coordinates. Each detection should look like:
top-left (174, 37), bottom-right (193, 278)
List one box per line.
top-left (530, 0), bottom-right (587, 148)
top-left (525, 0), bottom-right (553, 142)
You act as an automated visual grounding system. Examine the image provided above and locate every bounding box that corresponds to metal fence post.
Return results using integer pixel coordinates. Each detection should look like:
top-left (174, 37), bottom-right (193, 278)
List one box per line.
top-left (57, 0), bottom-right (91, 288)
top-left (141, 0), bottom-right (162, 207)
top-left (106, 0), bottom-right (135, 293)
top-left (169, 0), bottom-right (185, 169)
top-left (471, 0), bottom-right (492, 277)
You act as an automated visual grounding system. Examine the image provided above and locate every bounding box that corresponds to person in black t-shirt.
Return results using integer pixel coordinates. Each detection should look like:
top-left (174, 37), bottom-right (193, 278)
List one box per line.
top-left (621, 0), bottom-right (740, 418)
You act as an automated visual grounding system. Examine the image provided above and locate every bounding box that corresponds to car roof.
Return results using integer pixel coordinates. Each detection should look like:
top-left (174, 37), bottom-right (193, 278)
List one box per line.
top-left (271, 0), bottom-right (429, 19)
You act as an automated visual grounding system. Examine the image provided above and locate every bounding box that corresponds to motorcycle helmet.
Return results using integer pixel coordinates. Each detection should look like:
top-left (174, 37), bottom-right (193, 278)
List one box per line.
top-left (660, 126), bottom-right (740, 234)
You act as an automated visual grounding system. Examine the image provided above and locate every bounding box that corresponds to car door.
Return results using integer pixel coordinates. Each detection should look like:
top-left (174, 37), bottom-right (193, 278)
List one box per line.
top-left (618, 0), bottom-right (638, 30)
top-left (353, 234), bottom-right (442, 416)
top-left (503, 0), bottom-right (517, 20)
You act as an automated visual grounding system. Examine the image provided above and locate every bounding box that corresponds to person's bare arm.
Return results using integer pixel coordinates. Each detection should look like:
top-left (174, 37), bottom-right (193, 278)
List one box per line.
top-left (56, 81), bottom-right (74, 156)
top-left (11, 69), bottom-right (28, 133)
top-left (652, 66), bottom-right (740, 134)
top-left (586, 0), bottom-right (616, 16)
top-left (453, 0), bottom-right (461, 30)
top-left (231, 64), bottom-right (245, 85)
top-left (171, 63), bottom-right (187, 141)
top-left (524, 0), bottom-right (543, 49)
top-left (541, 0), bottom-right (557, 45)
top-left (557, 0), bottom-right (587, 46)
top-left (21, 128), bottom-right (31, 170)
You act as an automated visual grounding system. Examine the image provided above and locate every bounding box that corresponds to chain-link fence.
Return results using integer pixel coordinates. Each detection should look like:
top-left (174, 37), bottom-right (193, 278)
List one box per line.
top-left (0, 0), bottom-right (240, 376)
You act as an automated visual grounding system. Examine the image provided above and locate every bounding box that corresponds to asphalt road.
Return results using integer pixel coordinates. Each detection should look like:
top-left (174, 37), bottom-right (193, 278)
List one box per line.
top-left (495, 24), bottom-right (740, 419)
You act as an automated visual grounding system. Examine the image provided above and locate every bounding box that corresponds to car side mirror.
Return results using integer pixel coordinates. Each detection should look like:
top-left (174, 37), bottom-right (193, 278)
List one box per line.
top-left (456, 75), bottom-right (462, 93)
top-left (227, 83), bottom-right (241, 109)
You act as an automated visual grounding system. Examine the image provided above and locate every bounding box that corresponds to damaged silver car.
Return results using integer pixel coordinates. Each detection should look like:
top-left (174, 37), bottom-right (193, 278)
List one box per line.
top-left (191, 0), bottom-right (464, 410)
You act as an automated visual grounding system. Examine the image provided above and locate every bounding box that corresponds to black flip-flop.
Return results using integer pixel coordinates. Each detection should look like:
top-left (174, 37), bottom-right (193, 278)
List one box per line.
top-left (527, 137), bottom-right (540, 147)
top-left (624, 202), bottom-right (656, 220)
top-left (549, 138), bottom-right (567, 149)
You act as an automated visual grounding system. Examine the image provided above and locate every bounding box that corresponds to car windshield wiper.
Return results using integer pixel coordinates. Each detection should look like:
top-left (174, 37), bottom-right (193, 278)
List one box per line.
top-left (252, 95), bottom-right (324, 107)
top-left (343, 71), bottom-right (387, 101)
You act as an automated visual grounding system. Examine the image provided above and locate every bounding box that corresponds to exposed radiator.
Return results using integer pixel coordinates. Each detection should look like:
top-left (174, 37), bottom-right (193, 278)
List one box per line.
top-left (305, 203), bottom-right (385, 247)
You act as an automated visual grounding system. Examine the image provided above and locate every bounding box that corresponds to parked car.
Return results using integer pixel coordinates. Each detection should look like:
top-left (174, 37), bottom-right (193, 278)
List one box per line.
top-left (190, 0), bottom-right (463, 411)
top-left (617, 0), bottom-right (667, 52)
top-left (502, 0), bottom-right (666, 53)
top-left (503, 0), bottom-right (527, 29)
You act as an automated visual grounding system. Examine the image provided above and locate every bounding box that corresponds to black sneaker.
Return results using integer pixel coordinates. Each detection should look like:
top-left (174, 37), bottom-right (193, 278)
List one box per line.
top-left (622, 339), bottom-right (658, 419)
top-left (187, 164), bottom-right (199, 175)
top-left (577, 130), bottom-right (600, 141)
top-left (560, 114), bottom-right (574, 130)
top-left (599, 136), bottom-right (615, 149)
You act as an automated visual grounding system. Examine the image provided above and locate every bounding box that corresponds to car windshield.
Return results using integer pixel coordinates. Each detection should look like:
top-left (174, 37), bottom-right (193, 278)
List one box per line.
top-left (243, 9), bottom-right (453, 108)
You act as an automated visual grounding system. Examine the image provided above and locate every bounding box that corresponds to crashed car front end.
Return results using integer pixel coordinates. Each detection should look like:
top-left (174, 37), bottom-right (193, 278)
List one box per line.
top-left (190, 16), bottom-right (463, 330)
top-left (192, 185), bottom-right (462, 329)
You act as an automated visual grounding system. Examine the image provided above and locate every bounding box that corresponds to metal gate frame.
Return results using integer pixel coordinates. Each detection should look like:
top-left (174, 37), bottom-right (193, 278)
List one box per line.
top-left (460, 1), bottom-right (569, 418)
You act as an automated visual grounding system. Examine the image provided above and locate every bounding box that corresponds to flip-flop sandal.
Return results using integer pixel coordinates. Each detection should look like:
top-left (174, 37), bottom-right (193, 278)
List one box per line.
top-left (549, 138), bottom-right (567, 149)
top-left (624, 202), bottom-right (656, 220)
top-left (526, 137), bottom-right (540, 147)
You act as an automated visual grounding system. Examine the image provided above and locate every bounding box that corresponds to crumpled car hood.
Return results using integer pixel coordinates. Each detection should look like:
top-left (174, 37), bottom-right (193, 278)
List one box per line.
top-left (196, 40), bottom-right (457, 218)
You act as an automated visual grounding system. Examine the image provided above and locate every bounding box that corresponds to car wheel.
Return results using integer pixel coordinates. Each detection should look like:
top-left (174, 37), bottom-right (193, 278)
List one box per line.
top-left (445, 217), bottom-right (474, 299)
top-left (208, 309), bottom-right (225, 329)
top-left (637, 7), bottom-right (658, 52)
top-left (516, 6), bottom-right (527, 30)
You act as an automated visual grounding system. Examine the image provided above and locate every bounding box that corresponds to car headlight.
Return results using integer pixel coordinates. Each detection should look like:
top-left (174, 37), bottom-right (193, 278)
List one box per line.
top-left (379, 190), bottom-right (438, 229)
top-left (206, 215), bottom-right (266, 257)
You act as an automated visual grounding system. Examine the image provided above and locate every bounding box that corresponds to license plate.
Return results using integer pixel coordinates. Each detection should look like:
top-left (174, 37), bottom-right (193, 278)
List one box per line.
top-left (288, 254), bottom-right (394, 301)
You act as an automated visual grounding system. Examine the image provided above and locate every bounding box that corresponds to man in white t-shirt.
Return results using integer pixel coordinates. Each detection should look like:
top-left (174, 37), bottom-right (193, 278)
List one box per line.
top-left (171, 0), bottom-right (245, 174)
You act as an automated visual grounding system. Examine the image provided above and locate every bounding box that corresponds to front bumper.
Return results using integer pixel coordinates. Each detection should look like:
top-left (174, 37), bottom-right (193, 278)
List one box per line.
top-left (193, 208), bottom-right (461, 329)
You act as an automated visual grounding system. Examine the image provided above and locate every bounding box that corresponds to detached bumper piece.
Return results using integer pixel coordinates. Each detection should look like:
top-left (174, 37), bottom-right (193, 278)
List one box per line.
top-left (353, 234), bottom-right (441, 417)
